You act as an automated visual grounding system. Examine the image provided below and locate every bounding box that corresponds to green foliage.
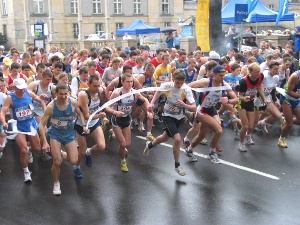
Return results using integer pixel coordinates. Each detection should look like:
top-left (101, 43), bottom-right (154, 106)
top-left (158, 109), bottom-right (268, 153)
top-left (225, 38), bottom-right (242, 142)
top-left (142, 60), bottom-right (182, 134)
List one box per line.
top-left (0, 33), bottom-right (7, 45)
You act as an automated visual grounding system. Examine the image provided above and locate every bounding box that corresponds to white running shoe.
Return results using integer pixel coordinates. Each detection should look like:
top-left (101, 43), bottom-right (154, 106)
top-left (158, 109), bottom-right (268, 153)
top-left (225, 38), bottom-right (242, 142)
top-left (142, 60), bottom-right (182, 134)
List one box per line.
top-left (175, 166), bottom-right (187, 176)
top-left (24, 171), bottom-right (32, 183)
top-left (238, 143), bottom-right (247, 152)
top-left (53, 182), bottom-right (61, 196)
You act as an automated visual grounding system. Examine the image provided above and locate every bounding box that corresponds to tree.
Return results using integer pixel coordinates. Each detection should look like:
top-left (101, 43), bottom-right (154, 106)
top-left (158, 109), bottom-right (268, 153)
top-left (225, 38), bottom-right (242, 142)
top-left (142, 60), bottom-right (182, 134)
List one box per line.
top-left (0, 33), bottom-right (7, 46)
top-left (209, 0), bottom-right (223, 54)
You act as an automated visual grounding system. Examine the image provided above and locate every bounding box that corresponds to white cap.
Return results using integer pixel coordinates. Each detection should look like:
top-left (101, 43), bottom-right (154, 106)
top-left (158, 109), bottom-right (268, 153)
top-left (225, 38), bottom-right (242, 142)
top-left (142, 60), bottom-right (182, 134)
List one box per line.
top-left (209, 51), bottom-right (221, 61)
top-left (13, 78), bottom-right (27, 89)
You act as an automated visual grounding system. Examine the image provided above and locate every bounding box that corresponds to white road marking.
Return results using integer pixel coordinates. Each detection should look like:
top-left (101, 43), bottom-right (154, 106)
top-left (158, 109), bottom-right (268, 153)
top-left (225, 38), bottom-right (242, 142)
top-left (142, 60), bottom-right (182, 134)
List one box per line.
top-left (137, 136), bottom-right (280, 180)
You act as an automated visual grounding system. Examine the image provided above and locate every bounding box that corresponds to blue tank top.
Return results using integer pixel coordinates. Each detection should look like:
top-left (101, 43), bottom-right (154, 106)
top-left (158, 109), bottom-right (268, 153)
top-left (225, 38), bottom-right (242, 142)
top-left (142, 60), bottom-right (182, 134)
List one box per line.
top-left (184, 68), bottom-right (196, 84)
top-left (10, 89), bottom-right (38, 132)
top-left (175, 60), bottom-right (187, 69)
top-left (50, 97), bottom-right (74, 129)
top-left (291, 71), bottom-right (300, 93)
top-left (143, 74), bottom-right (152, 88)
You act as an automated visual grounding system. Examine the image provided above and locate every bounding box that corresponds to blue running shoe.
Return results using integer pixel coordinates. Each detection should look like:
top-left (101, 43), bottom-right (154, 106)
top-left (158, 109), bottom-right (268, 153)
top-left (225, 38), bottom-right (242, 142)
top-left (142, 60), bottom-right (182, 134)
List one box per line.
top-left (85, 154), bottom-right (92, 167)
top-left (73, 168), bottom-right (83, 179)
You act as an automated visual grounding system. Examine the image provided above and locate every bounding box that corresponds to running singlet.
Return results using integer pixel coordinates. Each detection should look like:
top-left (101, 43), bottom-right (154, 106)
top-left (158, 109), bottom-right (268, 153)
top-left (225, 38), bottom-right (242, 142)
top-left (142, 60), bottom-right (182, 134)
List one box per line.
top-left (260, 73), bottom-right (279, 103)
top-left (76, 90), bottom-right (101, 128)
top-left (224, 73), bottom-right (242, 90)
top-left (240, 73), bottom-right (263, 100)
top-left (10, 89), bottom-right (38, 132)
top-left (184, 68), bottom-right (197, 84)
top-left (198, 78), bottom-right (225, 108)
top-left (113, 88), bottom-right (135, 117)
top-left (174, 60), bottom-right (187, 69)
top-left (50, 98), bottom-right (74, 130)
top-left (162, 82), bottom-right (195, 120)
top-left (8, 74), bottom-right (25, 85)
top-left (96, 61), bottom-right (107, 77)
top-left (33, 81), bottom-right (52, 116)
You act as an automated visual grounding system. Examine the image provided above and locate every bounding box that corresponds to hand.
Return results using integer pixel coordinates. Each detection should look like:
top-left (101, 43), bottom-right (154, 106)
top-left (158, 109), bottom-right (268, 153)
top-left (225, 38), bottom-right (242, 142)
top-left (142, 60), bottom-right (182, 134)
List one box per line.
top-left (219, 96), bottom-right (228, 104)
top-left (42, 142), bottom-right (51, 153)
top-left (175, 100), bottom-right (185, 108)
top-left (2, 123), bottom-right (8, 130)
top-left (83, 127), bottom-right (90, 134)
top-left (243, 96), bottom-right (251, 102)
top-left (97, 112), bottom-right (106, 119)
top-left (147, 103), bottom-right (154, 112)
top-left (115, 111), bottom-right (125, 117)
top-left (40, 93), bottom-right (49, 99)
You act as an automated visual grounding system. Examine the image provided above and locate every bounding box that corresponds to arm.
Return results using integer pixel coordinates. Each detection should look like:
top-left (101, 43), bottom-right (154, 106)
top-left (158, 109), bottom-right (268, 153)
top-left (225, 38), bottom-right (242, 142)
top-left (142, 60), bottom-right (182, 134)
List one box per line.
top-left (72, 98), bottom-right (89, 133)
top-left (286, 73), bottom-right (300, 98)
top-left (105, 78), bottom-right (118, 101)
top-left (27, 82), bottom-right (37, 93)
top-left (28, 90), bottom-right (46, 111)
top-left (133, 77), bottom-right (142, 89)
top-left (39, 102), bottom-right (54, 152)
top-left (223, 84), bottom-right (239, 105)
top-left (0, 96), bottom-right (12, 130)
top-left (105, 90), bottom-right (125, 117)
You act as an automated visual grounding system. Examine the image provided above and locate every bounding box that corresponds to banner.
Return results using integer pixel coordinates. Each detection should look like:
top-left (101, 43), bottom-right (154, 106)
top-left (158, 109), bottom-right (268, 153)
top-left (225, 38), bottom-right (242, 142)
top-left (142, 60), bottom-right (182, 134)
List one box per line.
top-left (196, 0), bottom-right (210, 52)
top-left (247, 0), bottom-right (258, 14)
top-left (276, 0), bottom-right (288, 25)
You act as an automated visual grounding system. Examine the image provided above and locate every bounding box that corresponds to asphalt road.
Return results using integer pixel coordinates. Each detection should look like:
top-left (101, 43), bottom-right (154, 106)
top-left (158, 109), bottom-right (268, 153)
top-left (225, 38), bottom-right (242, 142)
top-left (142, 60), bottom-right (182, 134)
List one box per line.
top-left (0, 118), bottom-right (300, 225)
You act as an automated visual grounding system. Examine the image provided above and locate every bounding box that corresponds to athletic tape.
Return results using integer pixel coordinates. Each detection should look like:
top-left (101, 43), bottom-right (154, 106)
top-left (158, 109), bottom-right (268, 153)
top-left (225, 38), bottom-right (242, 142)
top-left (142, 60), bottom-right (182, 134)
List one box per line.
top-left (86, 85), bottom-right (231, 128)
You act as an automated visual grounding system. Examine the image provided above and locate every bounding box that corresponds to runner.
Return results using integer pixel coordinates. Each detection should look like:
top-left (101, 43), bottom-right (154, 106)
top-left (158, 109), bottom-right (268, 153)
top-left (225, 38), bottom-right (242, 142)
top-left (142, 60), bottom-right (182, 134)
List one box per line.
top-left (185, 65), bottom-right (238, 163)
top-left (144, 69), bottom-right (196, 176)
top-left (39, 83), bottom-right (89, 195)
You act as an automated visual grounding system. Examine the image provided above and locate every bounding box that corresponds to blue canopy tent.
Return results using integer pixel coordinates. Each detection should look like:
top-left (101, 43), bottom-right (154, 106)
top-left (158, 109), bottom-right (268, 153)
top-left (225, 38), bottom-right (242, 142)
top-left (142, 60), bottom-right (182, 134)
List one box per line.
top-left (116, 20), bottom-right (160, 35)
top-left (222, 0), bottom-right (294, 24)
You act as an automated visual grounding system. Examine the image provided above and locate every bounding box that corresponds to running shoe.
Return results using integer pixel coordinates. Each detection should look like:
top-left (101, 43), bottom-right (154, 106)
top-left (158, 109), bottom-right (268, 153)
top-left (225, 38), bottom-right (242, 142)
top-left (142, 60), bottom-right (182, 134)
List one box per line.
top-left (38, 151), bottom-right (52, 162)
top-left (280, 117), bottom-right (286, 129)
top-left (208, 152), bottom-right (221, 164)
top-left (278, 138), bottom-right (288, 148)
top-left (154, 113), bottom-right (159, 120)
top-left (175, 166), bottom-right (187, 176)
top-left (109, 129), bottom-right (115, 142)
top-left (28, 151), bottom-right (33, 164)
top-left (121, 161), bottom-right (128, 172)
top-left (73, 168), bottom-right (83, 179)
top-left (143, 141), bottom-right (151, 157)
top-left (0, 152), bottom-right (3, 158)
top-left (85, 154), bottom-right (92, 167)
top-left (200, 138), bottom-right (208, 145)
top-left (245, 134), bottom-right (255, 145)
top-left (182, 140), bottom-right (190, 149)
top-left (238, 142), bottom-right (247, 152)
top-left (184, 147), bottom-right (197, 162)
top-left (259, 120), bottom-right (269, 134)
top-left (234, 126), bottom-right (240, 135)
top-left (146, 134), bottom-right (155, 142)
top-left (53, 182), bottom-right (61, 196)
top-left (138, 123), bottom-right (145, 132)
top-left (24, 171), bottom-right (32, 183)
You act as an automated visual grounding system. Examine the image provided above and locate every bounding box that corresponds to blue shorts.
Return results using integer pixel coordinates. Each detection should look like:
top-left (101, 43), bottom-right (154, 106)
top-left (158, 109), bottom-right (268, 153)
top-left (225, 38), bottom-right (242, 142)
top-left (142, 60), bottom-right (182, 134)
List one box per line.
top-left (280, 96), bottom-right (300, 109)
top-left (47, 126), bottom-right (75, 145)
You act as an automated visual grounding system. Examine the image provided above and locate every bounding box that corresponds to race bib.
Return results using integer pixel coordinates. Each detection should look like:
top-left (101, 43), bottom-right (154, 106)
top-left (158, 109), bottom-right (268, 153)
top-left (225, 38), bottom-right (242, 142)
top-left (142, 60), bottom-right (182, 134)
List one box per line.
top-left (51, 118), bottom-right (69, 128)
top-left (158, 75), bottom-right (167, 81)
top-left (15, 106), bottom-right (33, 121)
top-left (164, 103), bottom-right (180, 114)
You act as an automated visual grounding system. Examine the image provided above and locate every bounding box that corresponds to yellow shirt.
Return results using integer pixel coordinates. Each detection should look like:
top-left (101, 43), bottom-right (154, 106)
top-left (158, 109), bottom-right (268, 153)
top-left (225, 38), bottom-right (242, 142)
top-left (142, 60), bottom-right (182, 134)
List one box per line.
top-left (153, 64), bottom-right (172, 87)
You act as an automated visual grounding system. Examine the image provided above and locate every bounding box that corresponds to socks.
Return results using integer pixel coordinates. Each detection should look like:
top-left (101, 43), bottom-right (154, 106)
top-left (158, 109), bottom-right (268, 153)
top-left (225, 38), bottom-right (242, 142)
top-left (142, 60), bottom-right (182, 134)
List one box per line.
top-left (73, 165), bottom-right (80, 170)
top-left (147, 132), bottom-right (151, 136)
top-left (183, 137), bottom-right (189, 142)
top-left (86, 148), bottom-right (91, 155)
top-left (121, 159), bottom-right (126, 163)
top-left (23, 167), bottom-right (29, 173)
top-left (175, 162), bottom-right (180, 168)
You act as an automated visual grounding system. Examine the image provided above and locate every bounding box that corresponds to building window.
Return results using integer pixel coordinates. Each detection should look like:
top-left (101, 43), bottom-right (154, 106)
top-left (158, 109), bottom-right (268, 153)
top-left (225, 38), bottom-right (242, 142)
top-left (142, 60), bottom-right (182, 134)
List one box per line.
top-left (2, 0), bottom-right (7, 15)
top-left (116, 23), bottom-right (123, 31)
top-left (71, 0), bottom-right (78, 14)
top-left (133, 0), bottom-right (141, 14)
top-left (162, 0), bottom-right (169, 14)
top-left (3, 24), bottom-right (7, 36)
top-left (93, 0), bottom-right (102, 14)
top-left (73, 23), bottom-right (79, 38)
top-left (114, 0), bottom-right (122, 14)
top-left (268, 4), bottom-right (274, 10)
top-left (33, 0), bottom-right (44, 14)
top-left (164, 22), bottom-right (171, 27)
top-left (95, 23), bottom-right (103, 34)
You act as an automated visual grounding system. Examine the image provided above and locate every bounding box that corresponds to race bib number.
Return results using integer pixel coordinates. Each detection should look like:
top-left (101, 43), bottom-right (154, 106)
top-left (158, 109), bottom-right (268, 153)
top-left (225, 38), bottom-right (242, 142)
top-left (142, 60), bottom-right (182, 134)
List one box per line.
top-left (203, 97), bottom-right (218, 107)
top-left (15, 106), bottom-right (33, 121)
top-left (246, 90), bottom-right (257, 97)
top-left (51, 118), bottom-right (69, 127)
top-left (164, 103), bottom-right (180, 114)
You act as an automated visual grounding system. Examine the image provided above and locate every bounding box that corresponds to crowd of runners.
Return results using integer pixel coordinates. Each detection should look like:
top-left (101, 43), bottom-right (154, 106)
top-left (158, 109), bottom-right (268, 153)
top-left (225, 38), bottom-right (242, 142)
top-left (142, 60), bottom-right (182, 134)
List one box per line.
top-left (0, 40), bottom-right (299, 196)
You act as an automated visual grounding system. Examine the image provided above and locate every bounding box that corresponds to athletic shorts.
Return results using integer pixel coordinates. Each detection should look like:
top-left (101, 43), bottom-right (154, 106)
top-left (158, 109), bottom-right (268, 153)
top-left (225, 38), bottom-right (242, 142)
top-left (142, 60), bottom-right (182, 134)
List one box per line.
top-left (47, 126), bottom-right (75, 145)
top-left (236, 100), bottom-right (255, 112)
top-left (258, 105), bottom-right (267, 111)
top-left (111, 115), bottom-right (131, 129)
top-left (74, 120), bottom-right (101, 137)
top-left (197, 105), bottom-right (218, 117)
top-left (162, 116), bottom-right (183, 137)
top-left (280, 96), bottom-right (300, 109)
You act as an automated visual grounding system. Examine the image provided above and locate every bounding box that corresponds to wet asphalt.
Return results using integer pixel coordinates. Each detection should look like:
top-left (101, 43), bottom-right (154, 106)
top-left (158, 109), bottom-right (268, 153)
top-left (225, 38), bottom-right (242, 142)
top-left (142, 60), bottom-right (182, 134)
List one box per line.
top-left (0, 118), bottom-right (300, 225)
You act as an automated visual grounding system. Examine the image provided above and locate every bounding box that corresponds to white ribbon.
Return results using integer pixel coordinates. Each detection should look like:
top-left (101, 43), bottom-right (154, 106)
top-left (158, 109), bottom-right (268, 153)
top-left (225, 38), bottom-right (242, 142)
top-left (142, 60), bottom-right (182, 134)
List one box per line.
top-left (86, 85), bottom-right (232, 128)
top-left (276, 87), bottom-right (298, 101)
